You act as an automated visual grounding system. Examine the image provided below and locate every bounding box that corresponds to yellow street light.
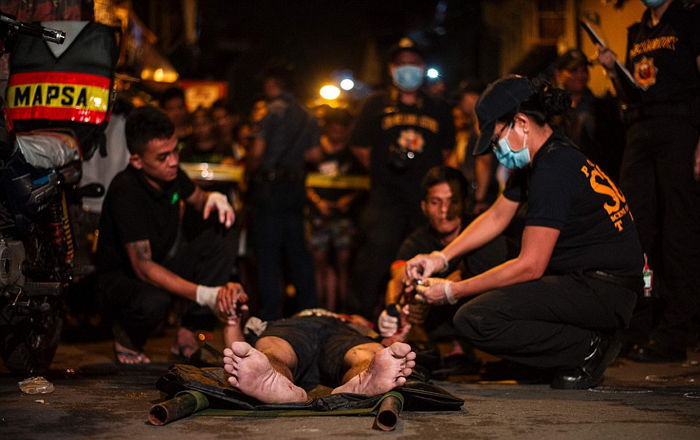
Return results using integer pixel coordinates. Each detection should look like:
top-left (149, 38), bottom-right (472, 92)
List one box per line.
top-left (320, 84), bottom-right (341, 100)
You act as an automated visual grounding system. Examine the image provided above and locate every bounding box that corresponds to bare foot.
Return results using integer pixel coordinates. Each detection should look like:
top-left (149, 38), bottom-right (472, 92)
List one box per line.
top-left (114, 341), bottom-right (151, 365)
top-left (332, 342), bottom-right (416, 396)
top-left (223, 341), bottom-right (307, 403)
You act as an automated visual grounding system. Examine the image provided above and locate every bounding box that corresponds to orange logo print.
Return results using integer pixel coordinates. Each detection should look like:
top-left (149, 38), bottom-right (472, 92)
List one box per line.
top-left (580, 161), bottom-right (629, 231)
top-left (633, 57), bottom-right (657, 90)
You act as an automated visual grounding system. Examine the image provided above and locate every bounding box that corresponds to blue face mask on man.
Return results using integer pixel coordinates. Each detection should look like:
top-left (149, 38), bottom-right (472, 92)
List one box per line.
top-left (493, 125), bottom-right (531, 169)
top-left (391, 65), bottom-right (425, 92)
top-left (641, 0), bottom-right (666, 8)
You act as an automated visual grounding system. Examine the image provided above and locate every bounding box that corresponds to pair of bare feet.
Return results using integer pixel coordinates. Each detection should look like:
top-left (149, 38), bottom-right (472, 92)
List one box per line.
top-left (223, 342), bottom-right (416, 403)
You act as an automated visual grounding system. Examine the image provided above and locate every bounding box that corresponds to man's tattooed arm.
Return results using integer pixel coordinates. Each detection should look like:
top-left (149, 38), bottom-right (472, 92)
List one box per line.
top-left (127, 240), bottom-right (152, 262)
top-left (124, 239), bottom-right (198, 299)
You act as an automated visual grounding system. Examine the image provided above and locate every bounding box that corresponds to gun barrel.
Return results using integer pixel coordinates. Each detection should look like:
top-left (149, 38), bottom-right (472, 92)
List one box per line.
top-left (0, 13), bottom-right (65, 44)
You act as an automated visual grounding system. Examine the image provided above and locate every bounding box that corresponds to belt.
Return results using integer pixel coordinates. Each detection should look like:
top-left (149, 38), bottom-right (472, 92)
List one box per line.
top-left (585, 270), bottom-right (642, 292)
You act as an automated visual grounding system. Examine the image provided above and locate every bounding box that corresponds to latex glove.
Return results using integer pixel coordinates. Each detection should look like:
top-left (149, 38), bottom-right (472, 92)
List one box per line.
top-left (377, 309), bottom-right (399, 337)
top-left (405, 251), bottom-right (448, 281)
top-left (203, 192), bottom-right (235, 227)
top-left (196, 285), bottom-right (220, 311)
top-left (197, 283), bottom-right (249, 324)
top-left (414, 278), bottom-right (456, 306)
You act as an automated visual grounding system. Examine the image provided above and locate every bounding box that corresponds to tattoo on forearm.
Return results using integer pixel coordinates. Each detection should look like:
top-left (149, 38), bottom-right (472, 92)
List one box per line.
top-left (128, 240), bottom-right (152, 262)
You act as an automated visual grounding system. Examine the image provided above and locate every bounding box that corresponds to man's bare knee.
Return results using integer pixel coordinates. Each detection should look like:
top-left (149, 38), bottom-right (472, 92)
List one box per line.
top-left (255, 336), bottom-right (298, 372)
top-left (343, 342), bottom-right (383, 368)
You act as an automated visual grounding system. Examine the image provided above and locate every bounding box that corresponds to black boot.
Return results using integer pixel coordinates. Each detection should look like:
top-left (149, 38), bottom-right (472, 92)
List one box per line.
top-left (551, 332), bottom-right (621, 390)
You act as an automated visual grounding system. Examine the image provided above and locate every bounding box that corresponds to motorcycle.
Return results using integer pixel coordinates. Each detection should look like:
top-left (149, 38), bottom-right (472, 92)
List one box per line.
top-left (0, 13), bottom-right (117, 374)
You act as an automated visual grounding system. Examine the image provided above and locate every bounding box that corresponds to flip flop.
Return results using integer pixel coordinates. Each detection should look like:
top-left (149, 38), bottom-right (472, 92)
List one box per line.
top-left (114, 345), bottom-right (151, 366)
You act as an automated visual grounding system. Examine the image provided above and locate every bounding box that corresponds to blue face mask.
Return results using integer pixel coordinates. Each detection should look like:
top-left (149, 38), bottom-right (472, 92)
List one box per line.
top-left (391, 65), bottom-right (424, 92)
top-left (493, 125), bottom-right (531, 169)
top-left (641, 0), bottom-right (665, 8)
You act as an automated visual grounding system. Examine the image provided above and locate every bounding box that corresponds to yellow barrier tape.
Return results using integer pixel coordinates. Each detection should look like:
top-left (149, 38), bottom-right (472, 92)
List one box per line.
top-left (181, 162), bottom-right (369, 190)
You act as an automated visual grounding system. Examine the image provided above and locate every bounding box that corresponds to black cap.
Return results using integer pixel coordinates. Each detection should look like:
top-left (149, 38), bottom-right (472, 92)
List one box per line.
top-left (555, 49), bottom-right (592, 71)
top-left (389, 37), bottom-right (424, 62)
top-left (473, 75), bottom-right (535, 156)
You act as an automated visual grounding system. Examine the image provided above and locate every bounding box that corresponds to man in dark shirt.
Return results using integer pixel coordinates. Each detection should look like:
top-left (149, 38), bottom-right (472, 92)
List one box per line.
top-left (349, 38), bottom-right (455, 319)
top-left (378, 166), bottom-right (507, 339)
top-left (597, 0), bottom-right (700, 361)
top-left (247, 67), bottom-right (321, 320)
top-left (97, 106), bottom-right (240, 365)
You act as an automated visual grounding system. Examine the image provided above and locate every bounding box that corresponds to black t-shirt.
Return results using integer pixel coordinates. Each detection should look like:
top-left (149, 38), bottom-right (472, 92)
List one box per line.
top-left (626, 0), bottom-right (700, 104)
top-left (310, 147), bottom-right (365, 203)
top-left (395, 225), bottom-right (462, 274)
top-left (307, 146), bottom-right (365, 218)
top-left (351, 89), bottom-right (454, 207)
top-left (96, 165), bottom-right (196, 276)
top-left (503, 132), bottom-right (643, 277)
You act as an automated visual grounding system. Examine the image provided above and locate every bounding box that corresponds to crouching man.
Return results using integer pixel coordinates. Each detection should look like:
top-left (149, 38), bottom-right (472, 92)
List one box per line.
top-left (96, 106), bottom-right (238, 365)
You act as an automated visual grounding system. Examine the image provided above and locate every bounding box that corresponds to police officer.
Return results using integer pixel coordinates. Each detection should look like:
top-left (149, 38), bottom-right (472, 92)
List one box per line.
top-left (349, 38), bottom-right (455, 318)
top-left (247, 66), bottom-right (320, 320)
top-left (406, 76), bottom-right (643, 389)
top-left (597, 0), bottom-right (700, 362)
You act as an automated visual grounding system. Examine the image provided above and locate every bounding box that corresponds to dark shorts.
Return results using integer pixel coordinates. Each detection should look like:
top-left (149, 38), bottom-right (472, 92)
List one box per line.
top-left (258, 316), bottom-right (375, 390)
top-left (308, 216), bottom-right (355, 251)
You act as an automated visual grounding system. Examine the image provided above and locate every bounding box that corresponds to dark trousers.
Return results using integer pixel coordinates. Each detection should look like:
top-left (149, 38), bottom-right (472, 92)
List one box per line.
top-left (621, 116), bottom-right (700, 349)
top-left (348, 193), bottom-right (424, 319)
top-left (453, 274), bottom-right (637, 370)
top-left (99, 216), bottom-right (237, 350)
top-left (250, 181), bottom-right (316, 320)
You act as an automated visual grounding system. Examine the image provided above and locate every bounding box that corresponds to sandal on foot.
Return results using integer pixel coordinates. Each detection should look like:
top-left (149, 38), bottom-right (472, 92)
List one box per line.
top-left (114, 344), bottom-right (151, 365)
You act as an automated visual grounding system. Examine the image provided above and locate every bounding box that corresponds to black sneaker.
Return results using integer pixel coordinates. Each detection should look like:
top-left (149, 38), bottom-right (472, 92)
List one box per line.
top-left (551, 333), bottom-right (622, 390)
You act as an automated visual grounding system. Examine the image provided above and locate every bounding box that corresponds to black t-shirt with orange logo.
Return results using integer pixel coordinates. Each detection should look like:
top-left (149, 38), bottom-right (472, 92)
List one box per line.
top-left (625, 0), bottom-right (700, 103)
top-left (351, 90), bottom-right (454, 208)
top-left (503, 132), bottom-right (643, 277)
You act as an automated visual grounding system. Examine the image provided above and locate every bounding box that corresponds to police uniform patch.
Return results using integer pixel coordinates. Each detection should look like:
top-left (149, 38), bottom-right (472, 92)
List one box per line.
top-left (633, 56), bottom-right (657, 90)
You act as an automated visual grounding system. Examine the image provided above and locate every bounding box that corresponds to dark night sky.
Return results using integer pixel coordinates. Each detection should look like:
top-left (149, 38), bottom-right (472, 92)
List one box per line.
top-left (139, 0), bottom-right (483, 109)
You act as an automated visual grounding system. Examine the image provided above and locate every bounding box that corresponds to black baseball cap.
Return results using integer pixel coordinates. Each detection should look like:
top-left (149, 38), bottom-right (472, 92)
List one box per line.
top-left (389, 37), bottom-right (424, 62)
top-left (473, 75), bottom-right (536, 156)
top-left (555, 49), bottom-right (592, 71)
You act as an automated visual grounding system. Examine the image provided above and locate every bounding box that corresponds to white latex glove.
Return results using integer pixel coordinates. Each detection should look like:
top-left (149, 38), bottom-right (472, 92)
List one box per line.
top-left (196, 285), bottom-right (220, 311)
top-left (415, 278), bottom-right (456, 306)
top-left (203, 192), bottom-right (235, 227)
top-left (377, 309), bottom-right (399, 337)
top-left (405, 251), bottom-right (448, 281)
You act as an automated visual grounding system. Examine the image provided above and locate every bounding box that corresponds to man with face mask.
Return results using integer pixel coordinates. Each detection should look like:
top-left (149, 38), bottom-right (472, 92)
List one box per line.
top-left (404, 76), bottom-right (644, 390)
top-left (349, 38), bottom-right (455, 319)
top-left (597, 0), bottom-right (700, 363)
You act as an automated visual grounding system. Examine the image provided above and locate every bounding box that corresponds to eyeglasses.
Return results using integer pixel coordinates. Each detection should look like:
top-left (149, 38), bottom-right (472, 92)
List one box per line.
top-left (489, 123), bottom-right (511, 150)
